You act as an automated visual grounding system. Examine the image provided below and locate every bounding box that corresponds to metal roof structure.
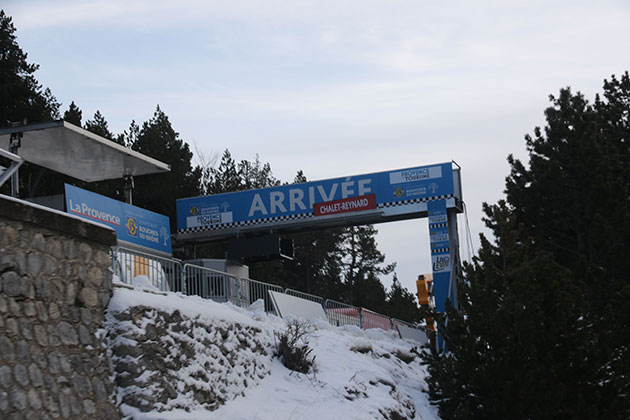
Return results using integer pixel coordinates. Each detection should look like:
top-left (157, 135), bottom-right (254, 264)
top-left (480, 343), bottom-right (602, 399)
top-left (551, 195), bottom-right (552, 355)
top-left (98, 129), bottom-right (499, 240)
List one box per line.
top-left (0, 120), bottom-right (170, 182)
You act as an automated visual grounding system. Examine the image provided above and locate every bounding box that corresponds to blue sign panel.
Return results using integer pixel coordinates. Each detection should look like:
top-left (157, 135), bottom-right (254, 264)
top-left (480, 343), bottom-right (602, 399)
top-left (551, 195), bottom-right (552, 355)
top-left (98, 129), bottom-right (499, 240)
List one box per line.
top-left (427, 199), bottom-right (452, 313)
top-left (427, 198), bottom-right (455, 351)
top-left (65, 184), bottom-right (172, 255)
top-left (177, 162), bottom-right (455, 233)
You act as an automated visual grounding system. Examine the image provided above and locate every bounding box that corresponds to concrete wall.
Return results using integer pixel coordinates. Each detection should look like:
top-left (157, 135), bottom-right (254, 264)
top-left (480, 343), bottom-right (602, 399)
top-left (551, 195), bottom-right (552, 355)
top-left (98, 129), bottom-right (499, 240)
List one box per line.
top-left (0, 196), bottom-right (121, 419)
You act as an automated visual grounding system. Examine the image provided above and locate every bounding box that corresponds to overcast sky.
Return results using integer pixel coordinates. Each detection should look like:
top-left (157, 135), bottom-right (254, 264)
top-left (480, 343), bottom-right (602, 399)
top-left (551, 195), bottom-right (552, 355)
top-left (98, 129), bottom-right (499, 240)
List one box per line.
top-left (4, 0), bottom-right (629, 293)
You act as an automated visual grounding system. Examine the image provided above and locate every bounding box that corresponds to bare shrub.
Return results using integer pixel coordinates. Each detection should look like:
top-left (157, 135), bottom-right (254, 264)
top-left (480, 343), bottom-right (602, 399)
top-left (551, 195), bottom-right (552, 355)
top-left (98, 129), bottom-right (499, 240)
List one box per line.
top-left (274, 320), bottom-right (316, 374)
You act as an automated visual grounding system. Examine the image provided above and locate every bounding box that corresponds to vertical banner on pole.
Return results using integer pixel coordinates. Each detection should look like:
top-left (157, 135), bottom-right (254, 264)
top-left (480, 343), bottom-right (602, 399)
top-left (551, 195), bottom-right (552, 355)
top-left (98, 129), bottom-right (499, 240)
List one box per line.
top-left (428, 199), bottom-right (452, 314)
top-left (427, 199), bottom-right (453, 350)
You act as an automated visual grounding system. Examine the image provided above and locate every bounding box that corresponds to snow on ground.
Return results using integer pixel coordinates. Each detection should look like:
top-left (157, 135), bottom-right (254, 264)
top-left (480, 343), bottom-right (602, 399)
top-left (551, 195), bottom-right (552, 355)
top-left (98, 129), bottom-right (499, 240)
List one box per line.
top-left (107, 286), bottom-right (441, 420)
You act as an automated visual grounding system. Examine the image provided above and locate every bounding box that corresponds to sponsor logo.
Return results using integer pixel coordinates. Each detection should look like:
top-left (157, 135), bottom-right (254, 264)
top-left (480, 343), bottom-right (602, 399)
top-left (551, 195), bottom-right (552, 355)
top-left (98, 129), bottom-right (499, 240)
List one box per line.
top-left (314, 194), bottom-right (377, 217)
top-left (126, 217), bottom-right (138, 236)
top-left (389, 165), bottom-right (442, 184)
top-left (432, 254), bottom-right (451, 272)
top-left (67, 199), bottom-right (121, 226)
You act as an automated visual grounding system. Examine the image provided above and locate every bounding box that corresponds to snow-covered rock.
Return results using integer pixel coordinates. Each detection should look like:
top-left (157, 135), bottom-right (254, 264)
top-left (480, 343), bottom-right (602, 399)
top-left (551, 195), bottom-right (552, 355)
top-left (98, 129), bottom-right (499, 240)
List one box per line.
top-left (105, 286), bottom-right (440, 420)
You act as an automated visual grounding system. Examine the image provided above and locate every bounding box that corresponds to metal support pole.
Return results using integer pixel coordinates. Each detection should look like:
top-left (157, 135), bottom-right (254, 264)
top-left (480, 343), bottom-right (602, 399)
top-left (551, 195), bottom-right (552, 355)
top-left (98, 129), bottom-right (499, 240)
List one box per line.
top-left (9, 132), bottom-right (22, 197)
top-left (447, 208), bottom-right (462, 311)
top-left (123, 175), bottom-right (134, 204)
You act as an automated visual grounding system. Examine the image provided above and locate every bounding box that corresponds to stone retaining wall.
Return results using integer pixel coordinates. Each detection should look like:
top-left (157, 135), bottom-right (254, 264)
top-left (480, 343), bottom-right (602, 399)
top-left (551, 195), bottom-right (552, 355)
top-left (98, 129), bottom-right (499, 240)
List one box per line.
top-left (0, 196), bottom-right (121, 419)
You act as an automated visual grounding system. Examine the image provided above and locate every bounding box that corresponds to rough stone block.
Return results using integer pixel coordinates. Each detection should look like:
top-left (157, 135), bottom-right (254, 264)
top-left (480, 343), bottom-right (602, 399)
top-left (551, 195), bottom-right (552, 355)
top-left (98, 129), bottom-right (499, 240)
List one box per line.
top-left (78, 243), bottom-right (93, 263)
top-left (28, 364), bottom-right (43, 388)
top-left (13, 251), bottom-right (25, 275)
top-left (80, 308), bottom-right (92, 326)
top-left (92, 377), bottom-right (107, 402)
top-left (0, 365), bottom-right (11, 388)
top-left (48, 352), bottom-right (61, 374)
top-left (14, 364), bottom-right (29, 387)
top-left (32, 232), bottom-right (46, 252)
top-left (5, 318), bottom-right (19, 337)
top-left (15, 339), bottom-right (29, 362)
top-left (26, 252), bottom-right (43, 276)
top-left (49, 303), bottom-right (60, 320)
top-left (0, 336), bottom-right (14, 362)
top-left (35, 301), bottom-right (48, 322)
top-left (78, 325), bottom-right (92, 346)
top-left (34, 324), bottom-right (49, 347)
top-left (1, 271), bottom-right (22, 297)
top-left (42, 389), bottom-right (60, 417)
top-left (46, 238), bottom-right (64, 260)
top-left (58, 392), bottom-right (70, 418)
top-left (27, 388), bottom-right (42, 410)
top-left (79, 287), bottom-right (99, 308)
top-left (47, 324), bottom-right (61, 347)
top-left (3, 225), bottom-right (18, 246)
top-left (63, 239), bottom-right (77, 260)
top-left (70, 394), bottom-right (82, 416)
top-left (20, 319), bottom-right (34, 340)
top-left (24, 301), bottom-right (36, 317)
top-left (59, 354), bottom-right (72, 373)
top-left (30, 343), bottom-right (47, 369)
top-left (43, 375), bottom-right (58, 394)
top-left (0, 390), bottom-right (7, 412)
top-left (66, 281), bottom-right (79, 305)
top-left (44, 255), bottom-right (58, 276)
top-left (87, 266), bottom-right (105, 288)
top-left (57, 322), bottom-right (79, 346)
top-left (8, 298), bottom-right (21, 317)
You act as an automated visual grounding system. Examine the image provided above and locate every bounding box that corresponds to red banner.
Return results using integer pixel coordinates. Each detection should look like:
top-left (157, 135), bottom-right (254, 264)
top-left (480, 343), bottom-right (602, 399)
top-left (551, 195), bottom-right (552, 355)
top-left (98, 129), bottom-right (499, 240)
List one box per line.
top-left (314, 194), bottom-right (377, 217)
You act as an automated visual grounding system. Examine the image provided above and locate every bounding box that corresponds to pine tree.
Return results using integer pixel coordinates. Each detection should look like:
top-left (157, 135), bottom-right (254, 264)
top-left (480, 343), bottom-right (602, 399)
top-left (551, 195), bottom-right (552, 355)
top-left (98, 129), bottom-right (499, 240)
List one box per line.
top-left (84, 110), bottom-right (114, 140)
top-left (386, 274), bottom-right (422, 323)
top-left (0, 10), bottom-right (59, 127)
top-left (130, 106), bottom-right (202, 230)
top-left (341, 225), bottom-right (394, 311)
top-left (424, 73), bottom-right (630, 419)
top-left (0, 10), bottom-right (60, 197)
top-left (203, 149), bottom-right (241, 194)
top-left (62, 101), bottom-right (82, 126)
top-left (238, 154), bottom-right (280, 190)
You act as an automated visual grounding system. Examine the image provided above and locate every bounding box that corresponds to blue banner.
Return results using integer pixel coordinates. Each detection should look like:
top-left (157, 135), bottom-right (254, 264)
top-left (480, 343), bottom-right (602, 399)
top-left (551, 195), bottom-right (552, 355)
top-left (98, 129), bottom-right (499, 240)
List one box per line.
top-left (65, 184), bottom-right (172, 255)
top-left (177, 162), bottom-right (455, 232)
top-left (427, 199), bottom-right (452, 313)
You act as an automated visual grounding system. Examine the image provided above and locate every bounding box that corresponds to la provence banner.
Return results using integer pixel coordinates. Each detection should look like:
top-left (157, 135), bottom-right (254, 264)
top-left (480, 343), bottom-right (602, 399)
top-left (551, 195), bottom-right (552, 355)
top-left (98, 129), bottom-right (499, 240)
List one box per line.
top-left (65, 184), bottom-right (172, 255)
top-left (177, 162), bottom-right (455, 233)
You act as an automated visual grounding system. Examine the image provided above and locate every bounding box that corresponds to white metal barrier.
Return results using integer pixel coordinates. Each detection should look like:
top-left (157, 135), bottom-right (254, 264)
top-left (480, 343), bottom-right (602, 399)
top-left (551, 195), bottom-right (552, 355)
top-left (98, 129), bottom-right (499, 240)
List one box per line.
top-left (112, 248), bottom-right (424, 337)
top-left (112, 247), bottom-right (182, 292)
top-left (285, 289), bottom-right (325, 306)
top-left (324, 299), bottom-right (362, 328)
top-left (182, 263), bottom-right (230, 302)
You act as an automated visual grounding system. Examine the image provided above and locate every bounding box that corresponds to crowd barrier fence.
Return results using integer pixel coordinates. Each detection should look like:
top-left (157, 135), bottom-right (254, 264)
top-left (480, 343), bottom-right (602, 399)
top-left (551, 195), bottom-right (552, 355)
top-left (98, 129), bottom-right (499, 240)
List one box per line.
top-left (111, 248), bottom-right (422, 335)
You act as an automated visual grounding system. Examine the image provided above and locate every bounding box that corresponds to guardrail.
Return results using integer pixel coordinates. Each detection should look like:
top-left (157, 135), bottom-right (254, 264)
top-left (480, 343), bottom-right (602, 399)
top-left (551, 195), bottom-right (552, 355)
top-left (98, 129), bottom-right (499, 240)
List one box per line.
top-left (112, 247), bottom-right (182, 293)
top-left (361, 308), bottom-right (393, 330)
top-left (285, 289), bottom-right (325, 306)
top-left (324, 299), bottom-right (361, 328)
top-left (112, 248), bottom-right (420, 335)
top-left (182, 263), bottom-right (230, 302)
top-left (243, 278), bottom-right (284, 312)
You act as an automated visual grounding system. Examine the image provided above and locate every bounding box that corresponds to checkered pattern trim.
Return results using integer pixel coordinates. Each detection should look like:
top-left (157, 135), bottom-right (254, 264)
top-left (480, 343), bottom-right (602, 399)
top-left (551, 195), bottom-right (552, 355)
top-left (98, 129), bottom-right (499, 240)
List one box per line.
top-left (178, 193), bottom-right (455, 234)
top-left (429, 222), bottom-right (448, 228)
top-left (431, 247), bottom-right (450, 254)
top-left (178, 212), bottom-right (314, 233)
top-left (378, 194), bottom-right (453, 209)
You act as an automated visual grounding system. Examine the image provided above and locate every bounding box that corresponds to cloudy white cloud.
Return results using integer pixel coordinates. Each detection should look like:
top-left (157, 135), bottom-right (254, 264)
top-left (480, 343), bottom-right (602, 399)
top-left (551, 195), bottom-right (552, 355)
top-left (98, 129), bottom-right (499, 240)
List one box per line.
top-left (3, 0), bottom-right (629, 291)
